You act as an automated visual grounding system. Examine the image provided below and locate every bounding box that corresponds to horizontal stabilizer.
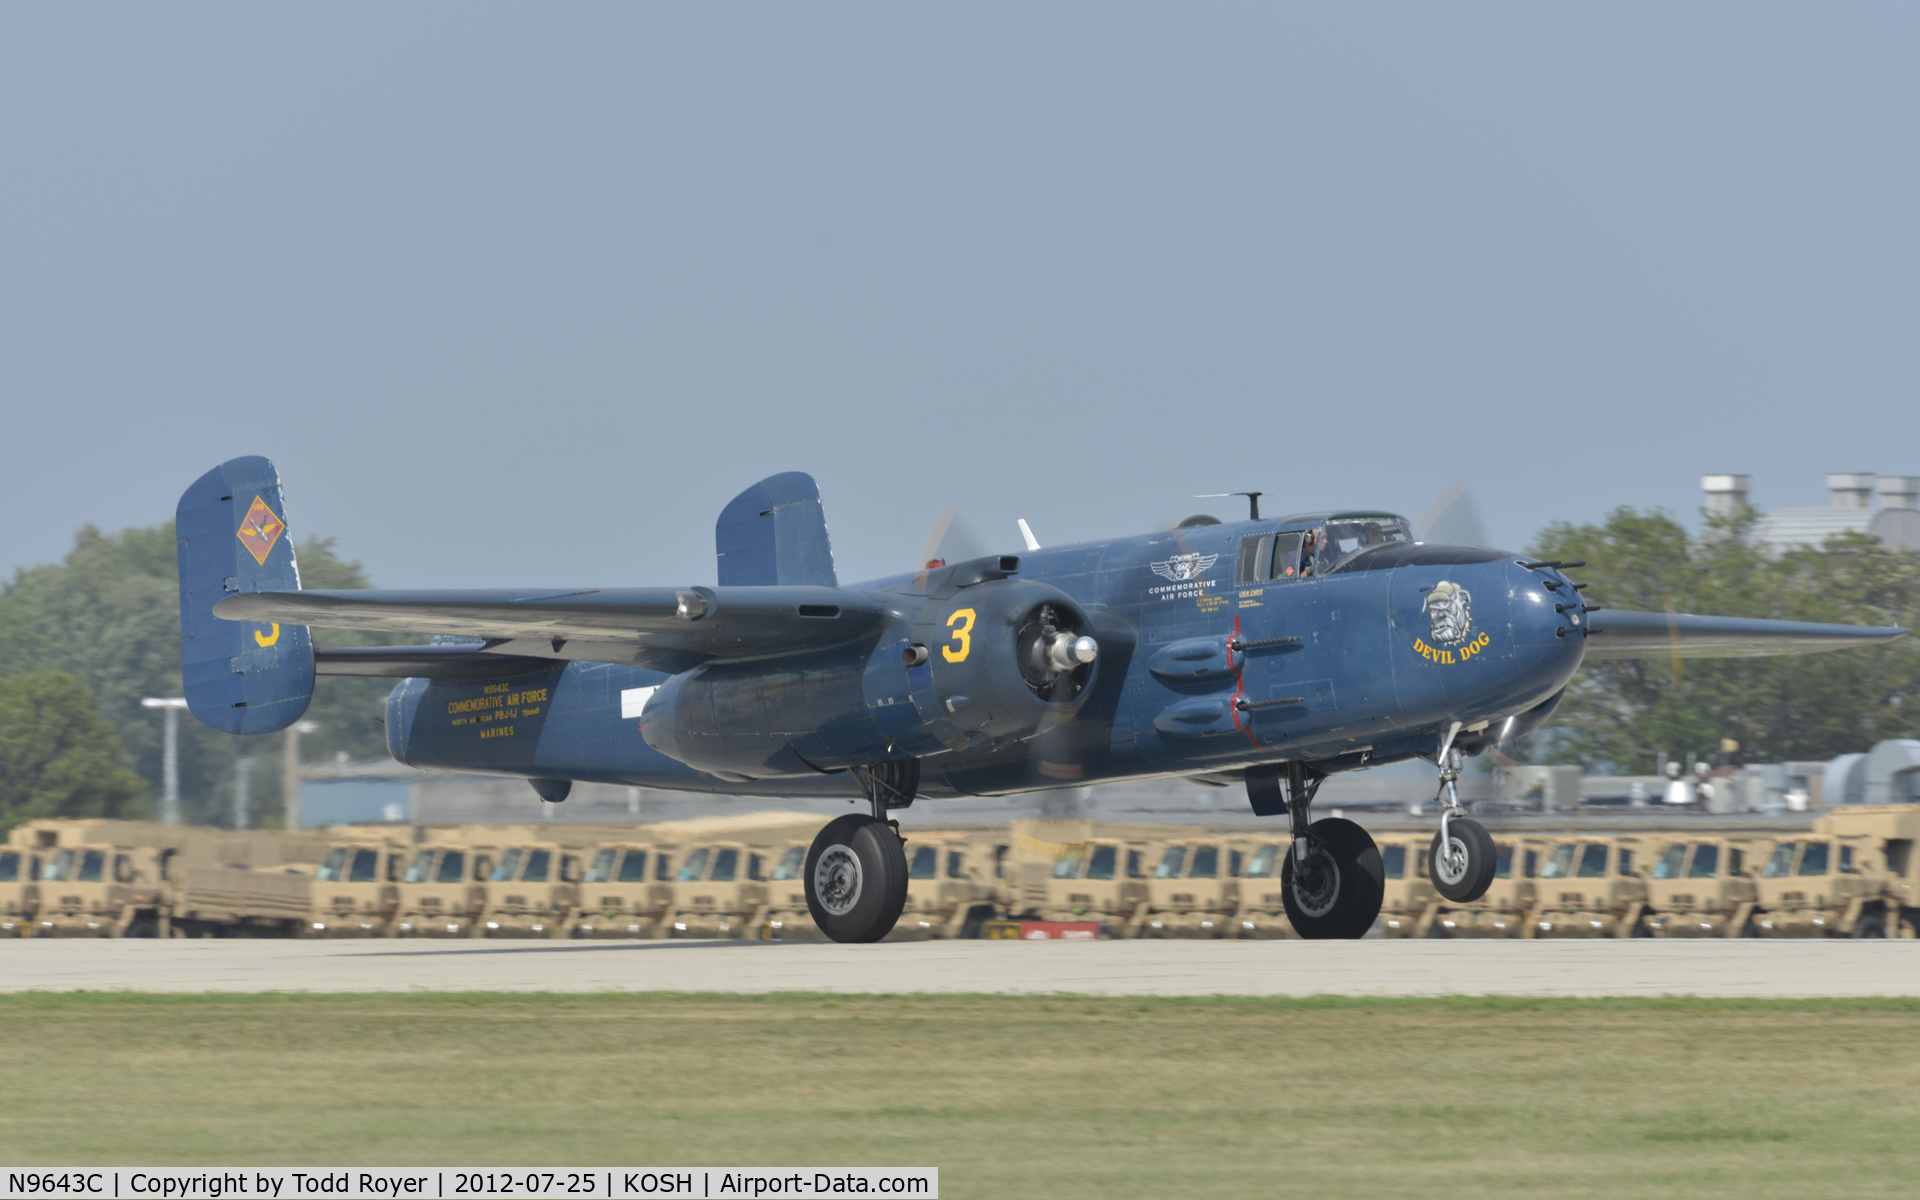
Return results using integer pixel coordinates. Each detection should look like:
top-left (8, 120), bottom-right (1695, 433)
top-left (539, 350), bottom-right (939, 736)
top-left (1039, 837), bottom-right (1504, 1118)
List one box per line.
top-left (219, 585), bottom-right (884, 672)
top-left (1582, 609), bottom-right (1908, 660)
top-left (176, 456), bottom-right (315, 733)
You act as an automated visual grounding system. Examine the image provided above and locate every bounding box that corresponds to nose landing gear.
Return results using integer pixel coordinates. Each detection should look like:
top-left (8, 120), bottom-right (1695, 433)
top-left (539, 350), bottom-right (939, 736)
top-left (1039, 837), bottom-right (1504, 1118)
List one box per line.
top-left (1427, 724), bottom-right (1497, 903)
top-left (803, 760), bottom-right (916, 943)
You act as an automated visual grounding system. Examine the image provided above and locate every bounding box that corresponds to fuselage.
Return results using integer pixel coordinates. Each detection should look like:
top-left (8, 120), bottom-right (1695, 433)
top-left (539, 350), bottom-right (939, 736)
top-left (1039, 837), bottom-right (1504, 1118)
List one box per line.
top-left (382, 511), bottom-right (1587, 801)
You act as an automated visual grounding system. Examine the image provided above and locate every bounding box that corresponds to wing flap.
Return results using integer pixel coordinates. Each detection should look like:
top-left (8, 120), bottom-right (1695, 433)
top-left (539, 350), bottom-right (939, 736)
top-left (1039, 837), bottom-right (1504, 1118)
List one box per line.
top-left (1582, 609), bottom-right (1908, 660)
top-left (219, 586), bottom-right (886, 670)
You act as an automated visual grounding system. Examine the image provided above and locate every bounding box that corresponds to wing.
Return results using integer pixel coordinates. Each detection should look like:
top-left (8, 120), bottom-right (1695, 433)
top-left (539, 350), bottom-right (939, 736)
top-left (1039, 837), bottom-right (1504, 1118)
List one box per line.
top-left (1582, 609), bottom-right (1908, 660)
top-left (216, 585), bottom-right (888, 673)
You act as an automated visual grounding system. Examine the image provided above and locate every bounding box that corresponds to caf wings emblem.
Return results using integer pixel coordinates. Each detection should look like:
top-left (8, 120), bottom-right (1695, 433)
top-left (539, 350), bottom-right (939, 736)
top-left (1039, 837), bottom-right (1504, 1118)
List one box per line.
top-left (1424, 580), bottom-right (1473, 646)
top-left (1151, 553), bottom-right (1218, 583)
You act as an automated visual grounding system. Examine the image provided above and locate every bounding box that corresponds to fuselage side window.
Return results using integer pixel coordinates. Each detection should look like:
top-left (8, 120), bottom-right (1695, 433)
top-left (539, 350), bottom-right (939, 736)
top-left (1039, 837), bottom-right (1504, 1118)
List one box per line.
top-left (1235, 535), bottom-right (1273, 585)
top-left (1270, 532), bottom-right (1305, 581)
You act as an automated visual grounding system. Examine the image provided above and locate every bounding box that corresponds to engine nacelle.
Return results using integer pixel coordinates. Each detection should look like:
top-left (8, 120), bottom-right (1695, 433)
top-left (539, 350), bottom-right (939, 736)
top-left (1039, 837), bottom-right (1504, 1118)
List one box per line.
top-left (897, 578), bottom-right (1102, 753)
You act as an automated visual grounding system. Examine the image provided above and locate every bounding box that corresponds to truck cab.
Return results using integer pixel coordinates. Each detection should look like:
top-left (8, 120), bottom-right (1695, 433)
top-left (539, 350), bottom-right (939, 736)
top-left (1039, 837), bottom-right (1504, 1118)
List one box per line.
top-left (308, 839), bottom-right (405, 937)
top-left (1442, 837), bottom-right (1542, 938)
top-left (392, 841), bottom-right (495, 937)
top-left (1642, 837), bottom-right (1763, 938)
top-left (572, 841), bottom-right (674, 938)
top-left (1139, 838), bottom-right (1239, 938)
top-left (0, 844), bottom-right (40, 936)
top-left (1375, 834), bottom-right (1437, 937)
top-left (1027, 837), bottom-right (1156, 934)
top-left (479, 841), bottom-right (581, 937)
top-left (1530, 837), bottom-right (1650, 938)
top-left (664, 840), bottom-right (766, 938)
top-left (893, 831), bottom-right (1003, 939)
top-left (1748, 835), bottom-right (1885, 937)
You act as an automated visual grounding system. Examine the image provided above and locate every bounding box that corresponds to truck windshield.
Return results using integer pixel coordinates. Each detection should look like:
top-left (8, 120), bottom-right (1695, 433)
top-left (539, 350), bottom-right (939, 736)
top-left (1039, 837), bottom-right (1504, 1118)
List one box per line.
top-left (0, 851), bottom-right (16, 882)
top-left (1539, 844), bottom-right (1576, 879)
top-left (491, 849), bottom-right (523, 882)
top-left (77, 850), bottom-right (105, 882)
top-left (44, 850), bottom-right (75, 882)
top-left (522, 850), bottom-right (551, 883)
top-left (909, 846), bottom-right (938, 880)
top-left (770, 847), bottom-right (804, 881)
top-left (677, 848), bottom-right (710, 882)
top-left (1494, 845), bottom-right (1514, 879)
top-left (586, 849), bottom-right (617, 883)
top-left (1243, 845), bottom-right (1280, 878)
top-left (1687, 845), bottom-right (1720, 879)
top-left (1577, 845), bottom-right (1608, 878)
top-left (437, 851), bottom-right (466, 883)
top-left (1052, 845), bottom-right (1087, 879)
top-left (404, 851), bottom-right (436, 884)
top-left (1797, 842), bottom-right (1829, 876)
top-left (317, 848), bottom-right (347, 882)
top-left (1086, 845), bottom-right (1117, 881)
top-left (1380, 846), bottom-right (1405, 880)
top-left (348, 849), bottom-right (379, 883)
top-left (1188, 846), bottom-right (1219, 879)
top-left (1155, 847), bottom-right (1187, 879)
top-left (618, 851), bottom-right (650, 883)
top-left (1653, 845), bottom-right (1685, 880)
top-left (1762, 843), bottom-right (1796, 878)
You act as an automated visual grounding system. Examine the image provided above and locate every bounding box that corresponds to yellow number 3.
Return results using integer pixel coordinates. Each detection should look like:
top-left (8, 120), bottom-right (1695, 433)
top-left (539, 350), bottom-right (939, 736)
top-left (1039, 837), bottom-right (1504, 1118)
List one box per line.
top-left (943, 608), bottom-right (975, 663)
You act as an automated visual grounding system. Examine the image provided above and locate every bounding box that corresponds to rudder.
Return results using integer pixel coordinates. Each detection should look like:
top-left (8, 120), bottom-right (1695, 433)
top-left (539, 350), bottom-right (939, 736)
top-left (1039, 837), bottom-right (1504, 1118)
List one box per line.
top-left (176, 455), bottom-right (315, 733)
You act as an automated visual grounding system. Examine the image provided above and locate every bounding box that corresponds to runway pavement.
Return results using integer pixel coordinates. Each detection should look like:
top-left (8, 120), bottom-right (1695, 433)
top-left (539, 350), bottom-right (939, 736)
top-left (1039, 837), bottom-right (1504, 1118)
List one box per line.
top-left (0, 936), bottom-right (1915, 997)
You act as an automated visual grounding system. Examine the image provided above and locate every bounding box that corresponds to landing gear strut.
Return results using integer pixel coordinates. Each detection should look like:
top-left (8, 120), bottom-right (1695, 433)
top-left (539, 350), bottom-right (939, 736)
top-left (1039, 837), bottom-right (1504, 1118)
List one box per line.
top-left (1246, 762), bottom-right (1385, 940)
top-left (803, 760), bottom-right (917, 943)
top-left (1427, 723), bottom-right (1496, 903)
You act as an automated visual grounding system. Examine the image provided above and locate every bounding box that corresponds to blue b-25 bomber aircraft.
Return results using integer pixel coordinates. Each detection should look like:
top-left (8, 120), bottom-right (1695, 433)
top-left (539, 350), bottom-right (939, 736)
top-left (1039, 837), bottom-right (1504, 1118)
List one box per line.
top-left (177, 456), bottom-right (1907, 943)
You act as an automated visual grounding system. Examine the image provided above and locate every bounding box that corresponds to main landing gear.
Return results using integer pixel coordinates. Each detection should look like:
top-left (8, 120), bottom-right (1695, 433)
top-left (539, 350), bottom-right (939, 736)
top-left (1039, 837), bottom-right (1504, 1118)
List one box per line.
top-left (1427, 723), bottom-right (1496, 904)
top-left (804, 760), bottom-right (918, 943)
top-left (1247, 762), bottom-right (1385, 939)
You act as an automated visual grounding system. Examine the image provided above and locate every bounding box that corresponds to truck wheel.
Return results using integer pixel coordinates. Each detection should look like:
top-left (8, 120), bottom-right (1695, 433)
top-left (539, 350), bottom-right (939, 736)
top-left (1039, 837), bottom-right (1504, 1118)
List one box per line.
top-left (804, 815), bottom-right (909, 944)
top-left (1281, 818), bottom-right (1384, 940)
top-left (1854, 913), bottom-right (1888, 939)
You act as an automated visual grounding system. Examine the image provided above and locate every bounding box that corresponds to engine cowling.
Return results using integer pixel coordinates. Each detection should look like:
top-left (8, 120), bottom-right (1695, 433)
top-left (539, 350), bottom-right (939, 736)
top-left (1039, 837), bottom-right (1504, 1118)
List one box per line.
top-left (900, 579), bottom-right (1102, 752)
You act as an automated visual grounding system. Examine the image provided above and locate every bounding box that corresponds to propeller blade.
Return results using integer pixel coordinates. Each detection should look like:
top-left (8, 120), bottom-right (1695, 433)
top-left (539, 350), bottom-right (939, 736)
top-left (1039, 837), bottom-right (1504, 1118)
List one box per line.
top-left (1415, 479), bottom-right (1491, 548)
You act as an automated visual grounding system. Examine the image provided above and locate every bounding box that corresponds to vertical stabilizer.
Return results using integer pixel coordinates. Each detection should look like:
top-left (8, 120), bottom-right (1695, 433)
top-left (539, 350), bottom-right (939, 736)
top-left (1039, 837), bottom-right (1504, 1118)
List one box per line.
top-left (176, 456), bottom-right (315, 733)
top-left (715, 471), bottom-right (839, 587)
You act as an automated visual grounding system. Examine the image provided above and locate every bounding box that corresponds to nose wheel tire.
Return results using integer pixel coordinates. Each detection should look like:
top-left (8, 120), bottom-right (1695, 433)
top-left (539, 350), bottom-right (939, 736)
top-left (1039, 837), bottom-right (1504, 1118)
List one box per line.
top-left (804, 814), bottom-right (910, 943)
top-left (1427, 817), bottom-right (1497, 903)
top-left (1281, 817), bottom-right (1385, 940)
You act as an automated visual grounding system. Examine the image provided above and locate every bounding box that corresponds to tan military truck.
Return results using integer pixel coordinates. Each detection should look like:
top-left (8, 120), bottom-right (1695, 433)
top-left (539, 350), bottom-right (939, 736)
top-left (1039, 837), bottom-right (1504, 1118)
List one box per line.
top-left (891, 830), bottom-right (1005, 939)
top-left (1030, 834), bottom-right (1157, 935)
top-left (391, 838), bottom-right (498, 938)
top-left (477, 840), bottom-right (583, 937)
top-left (1746, 831), bottom-right (1887, 937)
top-left (1139, 836), bottom-right (1239, 938)
top-left (758, 838), bottom-right (822, 940)
top-left (1528, 836), bottom-right (1652, 938)
top-left (1436, 836), bottom-right (1544, 938)
top-left (1375, 834), bottom-right (1438, 938)
top-left (663, 840), bottom-right (767, 938)
top-left (1, 840), bottom-right (43, 936)
top-left (571, 840), bottom-right (675, 938)
top-left (24, 819), bottom-right (316, 938)
top-left (1816, 805), bottom-right (1920, 936)
top-left (1642, 836), bottom-right (1767, 938)
top-left (306, 836), bottom-right (409, 937)
top-left (1228, 837), bottom-right (1295, 938)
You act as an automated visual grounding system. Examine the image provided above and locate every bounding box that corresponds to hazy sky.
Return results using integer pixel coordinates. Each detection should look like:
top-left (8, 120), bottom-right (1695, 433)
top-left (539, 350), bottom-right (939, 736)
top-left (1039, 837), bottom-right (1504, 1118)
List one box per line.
top-left (3, 6), bottom-right (1915, 590)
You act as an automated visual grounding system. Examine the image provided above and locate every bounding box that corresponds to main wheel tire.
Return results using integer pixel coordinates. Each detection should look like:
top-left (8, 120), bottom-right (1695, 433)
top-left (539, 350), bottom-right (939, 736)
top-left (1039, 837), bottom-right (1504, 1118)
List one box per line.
top-left (1281, 817), bottom-right (1385, 940)
top-left (804, 814), bottom-right (910, 944)
top-left (1428, 818), bottom-right (1497, 903)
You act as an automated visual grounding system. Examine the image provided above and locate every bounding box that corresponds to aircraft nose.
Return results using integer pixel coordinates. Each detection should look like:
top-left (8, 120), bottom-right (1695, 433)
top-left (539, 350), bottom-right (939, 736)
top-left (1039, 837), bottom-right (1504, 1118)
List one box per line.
top-left (1507, 560), bottom-right (1587, 670)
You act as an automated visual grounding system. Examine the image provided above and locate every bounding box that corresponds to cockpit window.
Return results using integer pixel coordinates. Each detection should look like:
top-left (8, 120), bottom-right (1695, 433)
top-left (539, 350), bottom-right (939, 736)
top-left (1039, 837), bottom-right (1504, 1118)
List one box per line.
top-left (1270, 533), bottom-right (1304, 581)
top-left (1317, 518), bottom-right (1413, 573)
